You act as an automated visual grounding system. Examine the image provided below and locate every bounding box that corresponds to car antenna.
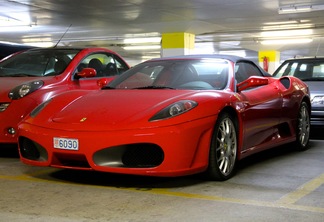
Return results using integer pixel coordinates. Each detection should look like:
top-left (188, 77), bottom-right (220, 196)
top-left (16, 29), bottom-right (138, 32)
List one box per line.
top-left (54, 24), bottom-right (72, 48)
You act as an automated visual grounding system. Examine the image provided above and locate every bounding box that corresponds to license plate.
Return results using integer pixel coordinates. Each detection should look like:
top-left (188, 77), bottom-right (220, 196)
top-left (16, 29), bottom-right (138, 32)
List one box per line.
top-left (53, 137), bottom-right (79, 150)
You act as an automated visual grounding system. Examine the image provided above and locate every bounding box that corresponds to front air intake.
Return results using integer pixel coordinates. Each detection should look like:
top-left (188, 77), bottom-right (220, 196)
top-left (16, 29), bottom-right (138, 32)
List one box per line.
top-left (18, 137), bottom-right (48, 161)
top-left (93, 143), bottom-right (164, 168)
top-left (121, 144), bottom-right (164, 167)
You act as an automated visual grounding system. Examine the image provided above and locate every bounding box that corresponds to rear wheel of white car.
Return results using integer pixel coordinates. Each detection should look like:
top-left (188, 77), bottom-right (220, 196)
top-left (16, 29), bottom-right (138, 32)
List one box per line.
top-left (295, 101), bottom-right (310, 151)
top-left (206, 112), bottom-right (238, 181)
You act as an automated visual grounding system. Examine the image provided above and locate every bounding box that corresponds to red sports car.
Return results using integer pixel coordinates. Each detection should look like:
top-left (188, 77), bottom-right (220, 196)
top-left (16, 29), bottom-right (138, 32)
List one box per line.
top-left (0, 47), bottom-right (130, 144)
top-left (18, 55), bottom-right (311, 181)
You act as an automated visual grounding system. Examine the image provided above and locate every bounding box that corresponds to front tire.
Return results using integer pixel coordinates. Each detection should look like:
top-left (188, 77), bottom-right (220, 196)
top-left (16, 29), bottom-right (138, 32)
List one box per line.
top-left (205, 112), bottom-right (238, 181)
top-left (295, 101), bottom-right (310, 151)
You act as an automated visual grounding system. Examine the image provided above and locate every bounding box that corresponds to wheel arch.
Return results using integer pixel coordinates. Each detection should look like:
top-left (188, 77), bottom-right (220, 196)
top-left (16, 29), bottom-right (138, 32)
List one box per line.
top-left (203, 105), bottom-right (241, 180)
top-left (217, 106), bottom-right (243, 159)
top-left (219, 106), bottom-right (239, 122)
top-left (295, 96), bottom-right (311, 151)
top-left (302, 95), bottom-right (311, 115)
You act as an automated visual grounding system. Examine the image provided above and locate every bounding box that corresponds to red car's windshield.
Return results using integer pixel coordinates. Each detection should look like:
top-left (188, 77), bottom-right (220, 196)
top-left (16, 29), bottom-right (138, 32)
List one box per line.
top-left (108, 59), bottom-right (230, 90)
top-left (0, 49), bottom-right (80, 77)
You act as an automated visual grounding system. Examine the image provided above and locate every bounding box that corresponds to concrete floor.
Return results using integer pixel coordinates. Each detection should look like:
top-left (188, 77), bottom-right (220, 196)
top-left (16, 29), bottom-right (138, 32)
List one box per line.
top-left (1, 129), bottom-right (324, 222)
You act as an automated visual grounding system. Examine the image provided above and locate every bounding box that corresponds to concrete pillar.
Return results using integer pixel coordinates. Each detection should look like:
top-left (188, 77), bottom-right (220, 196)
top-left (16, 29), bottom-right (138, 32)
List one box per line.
top-left (161, 32), bottom-right (195, 57)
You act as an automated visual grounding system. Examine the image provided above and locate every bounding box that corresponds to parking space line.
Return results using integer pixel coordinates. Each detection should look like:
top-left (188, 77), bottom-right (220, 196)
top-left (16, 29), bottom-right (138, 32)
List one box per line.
top-left (1, 172), bottom-right (324, 214)
top-left (276, 173), bottom-right (324, 205)
top-left (148, 188), bottom-right (324, 213)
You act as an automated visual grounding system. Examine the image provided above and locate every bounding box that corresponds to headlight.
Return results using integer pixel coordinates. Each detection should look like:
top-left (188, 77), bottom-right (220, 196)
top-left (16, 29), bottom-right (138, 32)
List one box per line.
top-left (8, 81), bottom-right (44, 100)
top-left (312, 96), bottom-right (324, 106)
top-left (30, 99), bottom-right (52, 118)
top-left (149, 100), bottom-right (198, 121)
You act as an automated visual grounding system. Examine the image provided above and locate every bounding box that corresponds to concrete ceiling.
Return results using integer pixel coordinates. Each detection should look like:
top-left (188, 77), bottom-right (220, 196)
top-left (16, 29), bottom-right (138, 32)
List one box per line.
top-left (1, 0), bottom-right (324, 66)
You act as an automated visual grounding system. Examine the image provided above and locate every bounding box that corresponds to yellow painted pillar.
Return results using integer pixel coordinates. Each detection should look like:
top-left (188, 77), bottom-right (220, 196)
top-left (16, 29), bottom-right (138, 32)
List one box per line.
top-left (161, 32), bottom-right (195, 57)
top-left (258, 50), bottom-right (280, 74)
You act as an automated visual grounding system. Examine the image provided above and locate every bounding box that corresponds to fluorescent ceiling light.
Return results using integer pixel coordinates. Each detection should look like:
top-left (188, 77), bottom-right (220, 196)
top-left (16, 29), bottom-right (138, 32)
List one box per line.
top-left (219, 41), bottom-right (240, 46)
top-left (0, 26), bottom-right (32, 32)
top-left (25, 42), bottom-right (54, 47)
top-left (123, 45), bottom-right (161, 50)
top-left (124, 37), bottom-right (161, 44)
top-left (261, 29), bottom-right (313, 37)
top-left (262, 23), bottom-right (314, 30)
top-left (0, 15), bottom-right (34, 27)
top-left (263, 20), bottom-right (310, 26)
top-left (22, 37), bottom-right (54, 47)
top-left (279, 5), bottom-right (311, 13)
top-left (140, 55), bottom-right (160, 61)
top-left (0, 41), bottom-right (25, 45)
top-left (264, 21), bottom-right (298, 25)
top-left (260, 38), bottom-right (313, 45)
top-left (219, 50), bottom-right (246, 57)
top-left (278, 4), bottom-right (324, 14)
top-left (194, 42), bottom-right (215, 54)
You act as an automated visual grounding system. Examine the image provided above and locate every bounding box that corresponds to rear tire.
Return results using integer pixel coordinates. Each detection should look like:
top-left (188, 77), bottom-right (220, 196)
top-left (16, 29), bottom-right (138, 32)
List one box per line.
top-left (295, 101), bottom-right (310, 151)
top-left (205, 112), bottom-right (238, 181)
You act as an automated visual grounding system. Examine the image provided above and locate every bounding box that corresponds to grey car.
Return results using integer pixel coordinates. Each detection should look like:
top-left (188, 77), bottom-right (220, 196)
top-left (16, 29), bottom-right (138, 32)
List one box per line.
top-left (273, 57), bottom-right (324, 126)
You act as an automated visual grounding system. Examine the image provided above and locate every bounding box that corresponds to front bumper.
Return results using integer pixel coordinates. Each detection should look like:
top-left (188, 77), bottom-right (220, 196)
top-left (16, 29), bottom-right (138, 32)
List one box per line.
top-left (18, 115), bottom-right (216, 177)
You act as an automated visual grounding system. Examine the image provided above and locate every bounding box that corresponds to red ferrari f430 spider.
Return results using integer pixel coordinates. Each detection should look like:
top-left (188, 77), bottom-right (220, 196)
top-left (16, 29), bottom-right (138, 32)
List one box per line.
top-left (18, 55), bottom-right (311, 181)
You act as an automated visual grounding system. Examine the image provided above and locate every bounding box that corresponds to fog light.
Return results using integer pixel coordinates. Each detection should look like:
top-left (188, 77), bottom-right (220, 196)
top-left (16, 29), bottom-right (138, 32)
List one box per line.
top-left (7, 128), bottom-right (16, 135)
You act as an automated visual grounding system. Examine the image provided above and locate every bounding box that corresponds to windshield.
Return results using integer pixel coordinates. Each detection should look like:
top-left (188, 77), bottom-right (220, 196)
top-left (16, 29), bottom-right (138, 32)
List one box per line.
top-left (273, 60), bottom-right (324, 81)
top-left (0, 48), bottom-right (80, 77)
top-left (108, 59), bottom-right (230, 90)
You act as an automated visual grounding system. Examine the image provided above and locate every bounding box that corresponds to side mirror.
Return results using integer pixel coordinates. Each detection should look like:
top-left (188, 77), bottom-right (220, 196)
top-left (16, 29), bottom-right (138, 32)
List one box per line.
top-left (97, 78), bottom-right (109, 87)
top-left (97, 77), bottom-right (116, 87)
top-left (237, 76), bottom-right (269, 92)
top-left (76, 68), bottom-right (96, 78)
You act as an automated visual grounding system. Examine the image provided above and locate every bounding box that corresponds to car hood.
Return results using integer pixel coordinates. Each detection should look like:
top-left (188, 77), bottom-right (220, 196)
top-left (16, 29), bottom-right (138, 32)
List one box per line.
top-left (36, 89), bottom-right (224, 131)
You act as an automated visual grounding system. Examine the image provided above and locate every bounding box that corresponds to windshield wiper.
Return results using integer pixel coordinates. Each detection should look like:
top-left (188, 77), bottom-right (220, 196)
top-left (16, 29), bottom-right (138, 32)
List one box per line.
top-left (102, 85), bottom-right (175, 90)
top-left (3, 73), bottom-right (38, 77)
top-left (133, 85), bottom-right (175, 89)
top-left (101, 86), bottom-right (115, 90)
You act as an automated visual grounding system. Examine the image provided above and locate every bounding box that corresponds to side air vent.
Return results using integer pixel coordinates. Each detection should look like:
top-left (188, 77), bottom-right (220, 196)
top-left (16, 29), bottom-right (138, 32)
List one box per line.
top-left (279, 77), bottom-right (290, 89)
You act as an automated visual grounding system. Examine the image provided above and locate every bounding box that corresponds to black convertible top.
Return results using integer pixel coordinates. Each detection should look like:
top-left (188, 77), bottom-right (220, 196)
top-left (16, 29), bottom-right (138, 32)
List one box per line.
top-left (148, 54), bottom-right (271, 76)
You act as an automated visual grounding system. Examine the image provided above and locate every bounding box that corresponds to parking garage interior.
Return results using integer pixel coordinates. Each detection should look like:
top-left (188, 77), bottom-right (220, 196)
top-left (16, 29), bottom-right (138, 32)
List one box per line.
top-left (1, 1), bottom-right (324, 221)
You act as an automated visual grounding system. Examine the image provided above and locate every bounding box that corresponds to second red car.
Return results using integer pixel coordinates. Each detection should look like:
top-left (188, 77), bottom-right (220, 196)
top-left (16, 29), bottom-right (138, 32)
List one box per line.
top-left (0, 47), bottom-right (130, 144)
